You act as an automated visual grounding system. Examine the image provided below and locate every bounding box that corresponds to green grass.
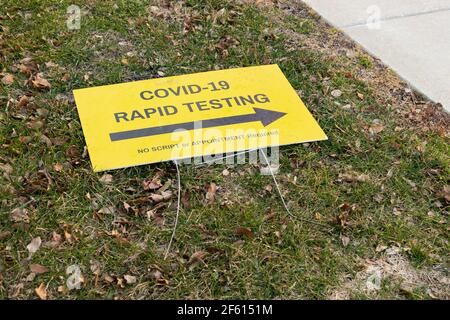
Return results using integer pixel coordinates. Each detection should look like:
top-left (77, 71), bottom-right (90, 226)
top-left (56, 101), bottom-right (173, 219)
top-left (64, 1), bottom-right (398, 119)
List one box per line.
top-left (0, 0), bottom-right (449, 300)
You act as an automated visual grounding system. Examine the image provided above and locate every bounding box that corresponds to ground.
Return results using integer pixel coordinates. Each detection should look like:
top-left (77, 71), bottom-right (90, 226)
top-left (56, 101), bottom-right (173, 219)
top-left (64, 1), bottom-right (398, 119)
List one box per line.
top-left (0, 0), bottom-right (449, 300)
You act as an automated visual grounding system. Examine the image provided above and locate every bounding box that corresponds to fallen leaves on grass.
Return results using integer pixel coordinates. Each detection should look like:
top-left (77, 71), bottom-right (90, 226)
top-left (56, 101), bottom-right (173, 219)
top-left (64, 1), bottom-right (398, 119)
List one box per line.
top-left (98, 206), bottom-right (116, 214)
top-left (336, 203), bottom-right (357, 227)
top-left (30, 264), bottom-right (49, 274)
top-left (66, 265), bottom-right (84, 290)
top-left (43, 232), bottom-right (63, 248)
top-left (188, 251), bottom-right (208, 266)
top-left (264, 208), bottom-right (276, 221)
top-left (438, 186), bottom-right (450, 203)
top-left (99, 173), bottom-right (113, 184)
top-left (340, 235), bottom-right (350, 247)
top-left (17, 95), bottom-right (29, 107)
top-left (10, 207), bottom-right (29, 223)
top-left (331, 89), bottom-right (342, 98)
top-left (0, 163), bottom-right (13, 175)
top-left (27, 237), bottom-right (42, 255)
top-left (0, 231), bottom-right (11, 240)
top-left (66, 145), bottom-right (81, 165)
top-left (206, 182), bottom-right (217, 203)
top-left (369, 119), bottom-right (385, 135)
top-left (146, 209), bottom-right (165, 227)
top-left (124, 274), bottom-right (136, 284)
top-left (35, 283), bottom-right (47, 300)
top-left (53, 163), bottom-right (63, 172)
top-left (150, 191), bottom-right (172, 203)
top-left (148, 265), bottom-right (169, 285)
top-left (23, 169), bottom-right (53, 193)
top-left (142, 174), bottom-right (162, 190)
top-left (31, 73), bottom-right (51, 90)
top-left (235, 227), bottom-right (254, 238)
top-left (17, 57), bottom-right (38, 75)
top-left (1, 73), bottom-right (14, 85)
top-left (338, 172), bottom-right (370, 183)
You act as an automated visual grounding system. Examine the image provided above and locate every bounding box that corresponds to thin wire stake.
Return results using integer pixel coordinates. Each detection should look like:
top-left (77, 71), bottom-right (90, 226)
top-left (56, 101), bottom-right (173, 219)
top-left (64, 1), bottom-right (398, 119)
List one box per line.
top-left (260, 149), bottom-right (295, 219)
top-left (164, 160), bottom-right (181, 260)
top-left (260, 149), bottom-right (329, 228)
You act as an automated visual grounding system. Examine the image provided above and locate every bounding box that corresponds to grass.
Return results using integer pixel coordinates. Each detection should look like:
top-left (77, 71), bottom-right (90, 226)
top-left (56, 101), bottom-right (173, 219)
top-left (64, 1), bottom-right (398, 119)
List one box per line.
top-left (0, 0), bottom-right (449, 300)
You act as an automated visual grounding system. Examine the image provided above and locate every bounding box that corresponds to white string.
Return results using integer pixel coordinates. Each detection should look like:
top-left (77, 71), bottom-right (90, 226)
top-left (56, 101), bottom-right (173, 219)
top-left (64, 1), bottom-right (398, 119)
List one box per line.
top-left (164, 160), bottom-right (181, 260)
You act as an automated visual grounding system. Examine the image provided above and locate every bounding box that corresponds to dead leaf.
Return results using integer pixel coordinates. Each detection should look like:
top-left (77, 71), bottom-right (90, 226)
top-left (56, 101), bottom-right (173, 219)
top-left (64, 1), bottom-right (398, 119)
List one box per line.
top-left (438, 185), bottom-right (450, 203)
top-left (18, 57), bottom-right (38, 75)
top-left (27, 237), bottom-right (42, 255)
top-left (30, 264), bottom-right (50, 274)
top-left (123, 202), bottom-right (131, 212)
top-left (181, 191), bottom-right (190, 208)
top-left (45, 61), bottom-right (58, 68)
top-left (64, 230), bottom-right (73, 244)
top-left (66, 264), bottom-right (84, 290)
top-left (369, 119), bottom-right (385, 134)
top-left (0, 163), bottom-right (13, 175)
top-left (36, 108), bottom-right (49, 117)
top-left (53, 163), bottom-right (63, 172)
top-left (338, 172), bottom-right (370, 183)
top-left (31, 73), bottom-right (51, 90)
top-left (189, 251), bottom-right (207, 266)
top-left (17, 95), bottom-right (29, 107)
top-left (142, 175), bottom-right (162, 190)
top-left (104, 274), bottom-right (115, 283)
top-left (150, 193), bottom-right (164, 203)
top-left (90, 259), bottom-right (102, 275)
top-left (44, 232), bottom-right (62, 248)
top-left (235, 227), bottom-right (254, 238)
top-left (341, 236), bottom-right (350, 247)
top-left (375, 244), bottom-right (388, 252)
top-left (66, 145), bottom-right (81, 164)
top-left (147, 209), bottom-right (165, 226)
top-left (124, 274), bottom-right (136, 284)
top-left (35, 283), bottom-right (47, 300)
top-left (264, 184), bottom-right (273, 193)
top-left (98, 206), bottom-right (116, 215)
top-left (1, 73), bottom-right (14, 85)
top-left (28, 119), bottom-right (44, 130)
top-left (26, 273), bottom-right (36, 282)
top-left (18, 64), bottom-right (33, 75)
top-left (40, 134), bottom-right (52, 147)
top-left (149, 269), bottom-right (163, 281)
top-left (61, 73), bottom-right (70, 82)
top-left (331, 89), bottom-right (342, 98)
top-left (264, 208), bottom-right (276, 221)
top-left (11, 207), bottom-right (29, 223)
top-left (222, 169), bottom-right (230, 176)
top-left (357, 92), bottom-right (365, 100)
top-left (206, 182), bottom-right (217, 203)
top-left (0, 231), bottom-right (11, 240)
top-left (99, 174), bottom-right (113, 184)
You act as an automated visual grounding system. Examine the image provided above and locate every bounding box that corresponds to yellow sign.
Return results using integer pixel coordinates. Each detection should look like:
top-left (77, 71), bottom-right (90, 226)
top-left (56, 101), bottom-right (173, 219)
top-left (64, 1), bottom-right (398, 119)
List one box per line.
top-left (73, 64), bottom-right (327, 171)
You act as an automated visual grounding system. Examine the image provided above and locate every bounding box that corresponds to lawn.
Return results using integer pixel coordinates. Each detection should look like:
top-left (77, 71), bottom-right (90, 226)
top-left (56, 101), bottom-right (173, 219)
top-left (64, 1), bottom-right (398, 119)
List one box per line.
top-left (0, 0), bottom-right (449, 300)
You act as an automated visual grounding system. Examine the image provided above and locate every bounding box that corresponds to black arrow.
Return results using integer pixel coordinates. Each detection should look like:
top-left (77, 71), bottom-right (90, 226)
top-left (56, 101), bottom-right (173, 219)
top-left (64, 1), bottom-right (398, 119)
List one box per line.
top-left (109, 107), bottom-right (287, 142)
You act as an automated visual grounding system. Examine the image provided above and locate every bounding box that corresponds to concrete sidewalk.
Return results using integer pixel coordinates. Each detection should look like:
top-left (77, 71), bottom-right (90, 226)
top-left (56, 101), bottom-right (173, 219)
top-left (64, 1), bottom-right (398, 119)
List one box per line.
top-left (302, 0), bottom-right (450, 111)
